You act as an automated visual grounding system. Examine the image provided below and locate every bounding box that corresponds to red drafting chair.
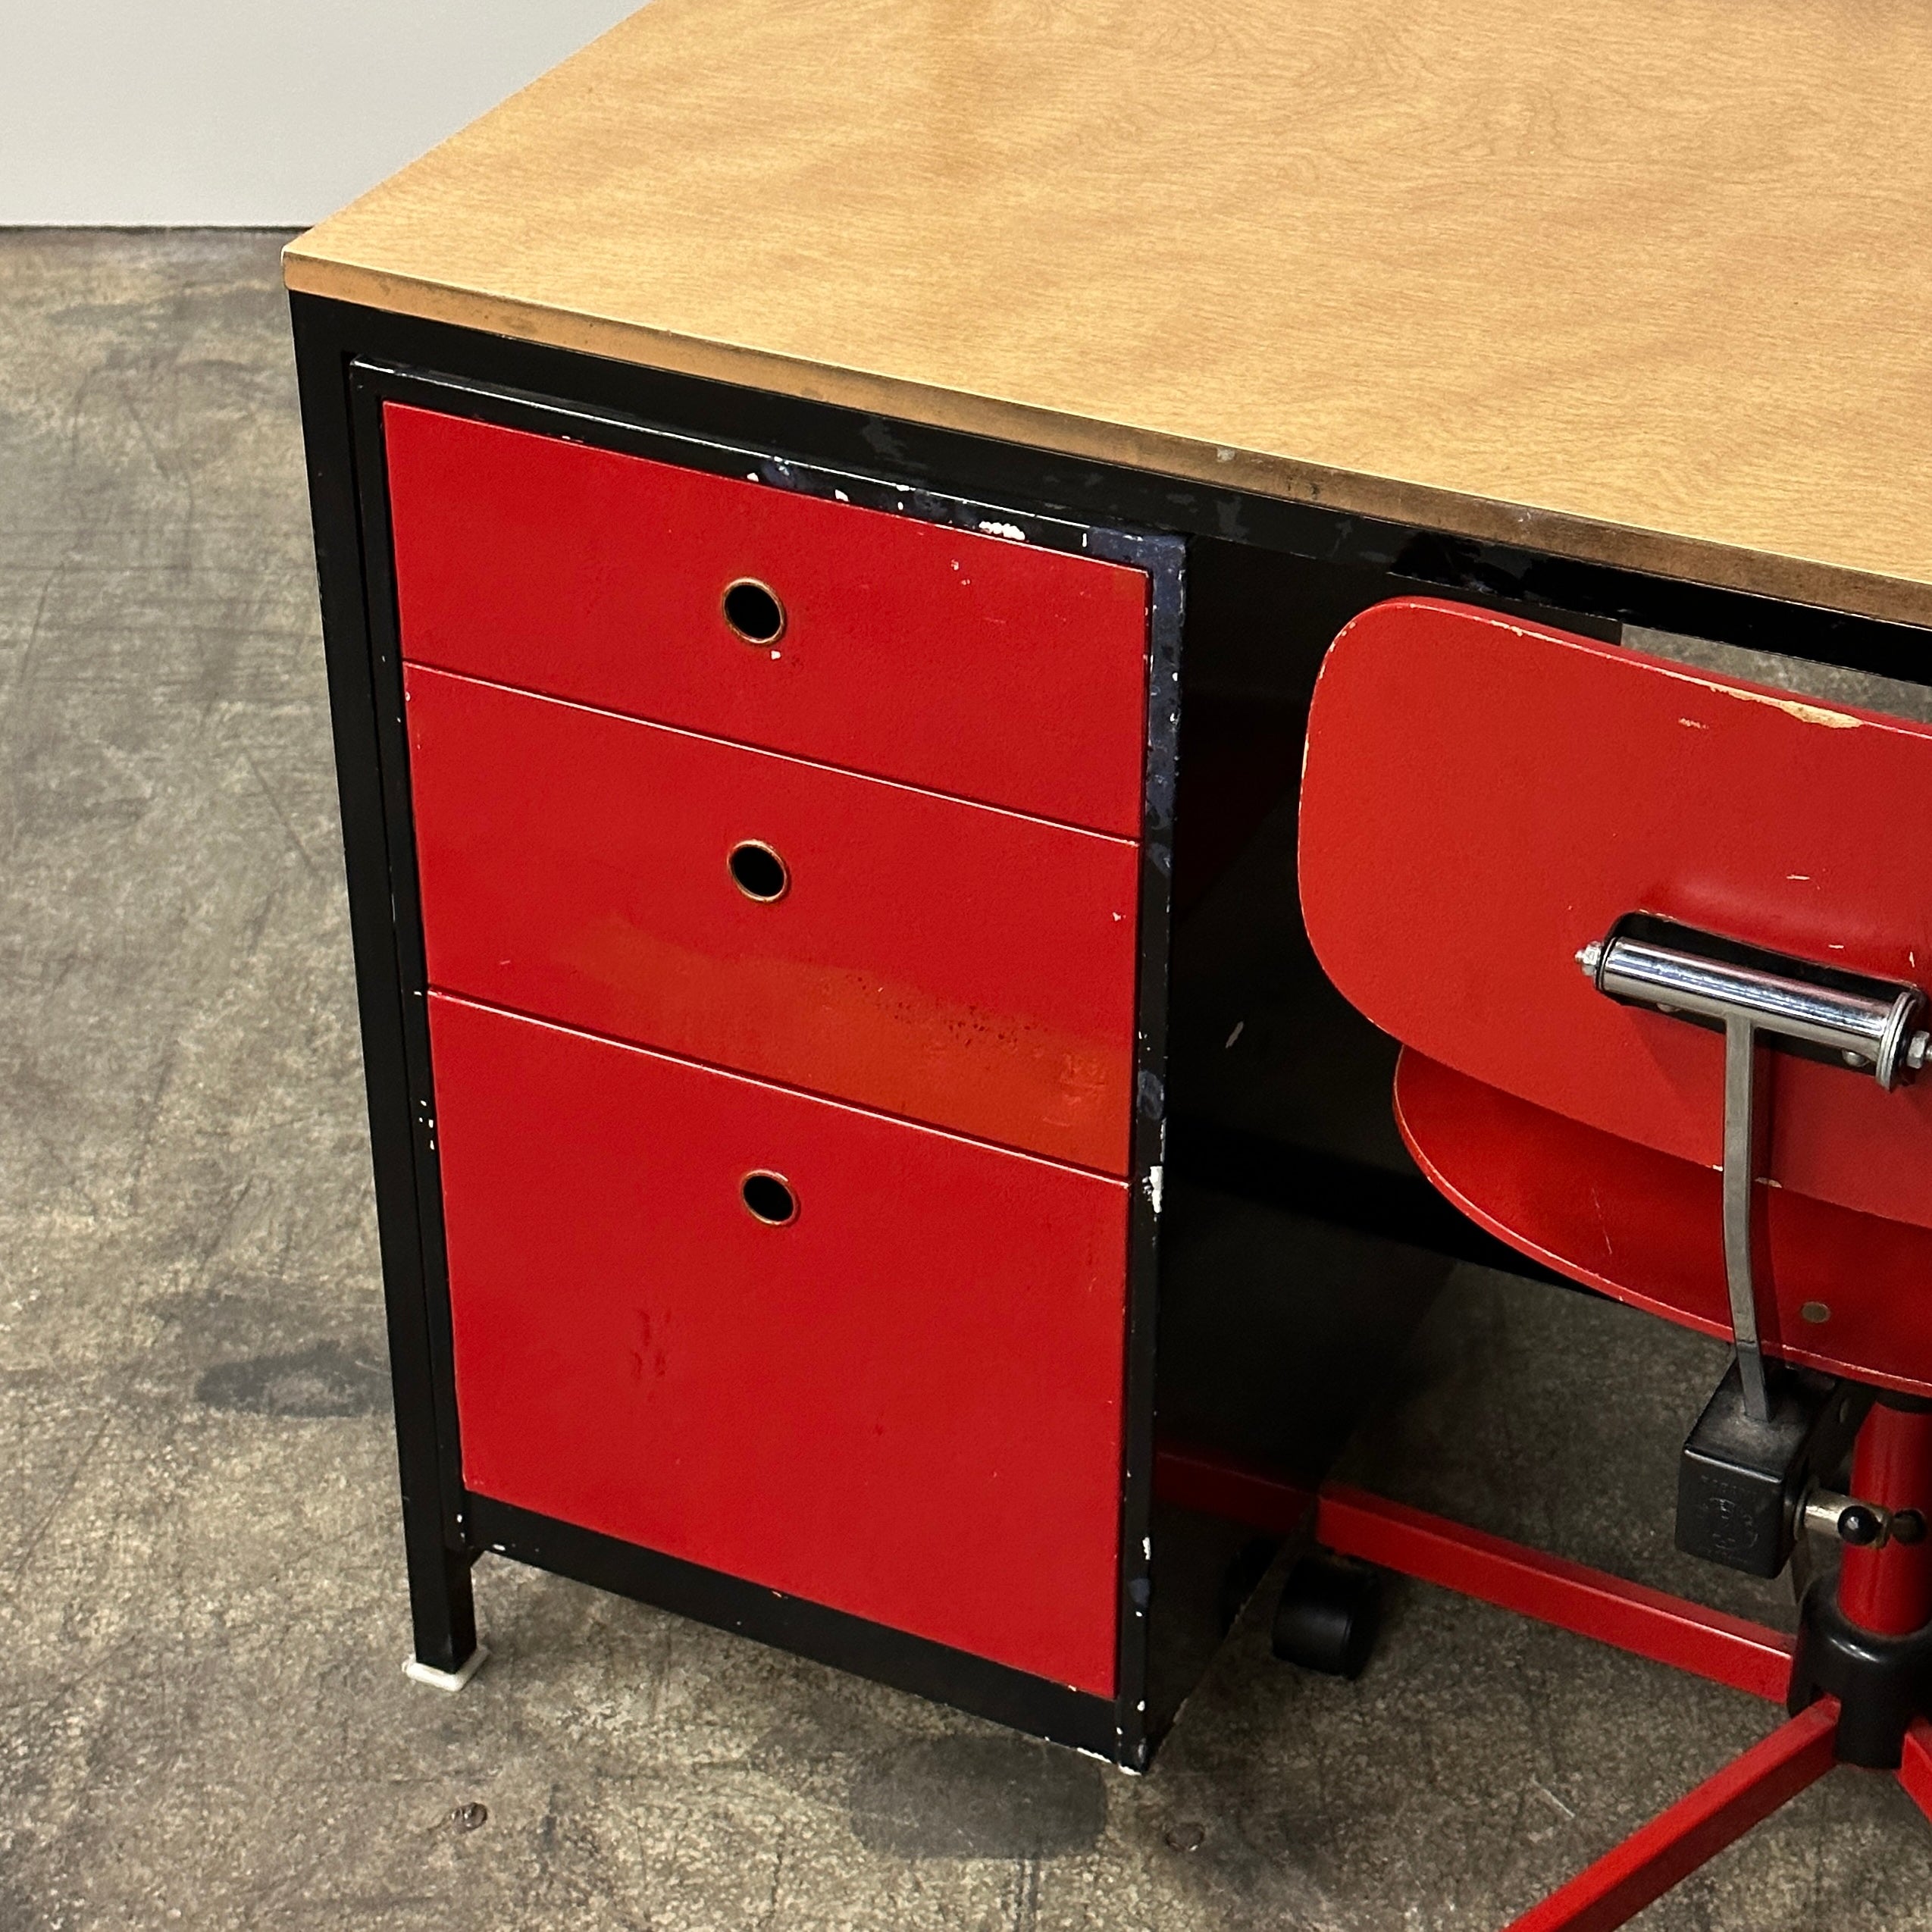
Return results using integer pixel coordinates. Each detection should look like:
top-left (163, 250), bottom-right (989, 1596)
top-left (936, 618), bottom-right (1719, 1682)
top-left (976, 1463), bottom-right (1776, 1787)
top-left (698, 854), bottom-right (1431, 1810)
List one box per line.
top-left (1289, 598), bottom-right (1932, 1931)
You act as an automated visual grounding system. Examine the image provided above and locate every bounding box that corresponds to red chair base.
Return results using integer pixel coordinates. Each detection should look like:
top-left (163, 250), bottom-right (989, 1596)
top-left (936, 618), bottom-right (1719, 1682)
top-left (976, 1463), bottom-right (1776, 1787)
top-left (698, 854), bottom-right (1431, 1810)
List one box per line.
top-left (1155, 1425), bottom-right (1932, 1932)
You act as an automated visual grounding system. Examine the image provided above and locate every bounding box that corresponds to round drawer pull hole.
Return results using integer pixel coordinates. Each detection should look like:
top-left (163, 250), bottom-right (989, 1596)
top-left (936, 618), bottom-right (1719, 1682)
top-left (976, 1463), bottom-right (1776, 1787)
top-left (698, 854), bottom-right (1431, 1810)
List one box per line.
top-left (741, 1170), bottom-right (797, 1226)
top-left (728, 840), bottom-right (790, 902)
top-left (722, 578), bottom-right (786, 645)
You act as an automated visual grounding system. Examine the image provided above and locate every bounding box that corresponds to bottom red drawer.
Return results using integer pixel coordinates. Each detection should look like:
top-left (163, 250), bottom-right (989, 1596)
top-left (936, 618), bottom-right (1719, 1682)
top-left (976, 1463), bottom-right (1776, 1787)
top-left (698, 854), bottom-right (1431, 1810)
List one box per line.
top-left (430, 993), bottom-right (1130, 1695)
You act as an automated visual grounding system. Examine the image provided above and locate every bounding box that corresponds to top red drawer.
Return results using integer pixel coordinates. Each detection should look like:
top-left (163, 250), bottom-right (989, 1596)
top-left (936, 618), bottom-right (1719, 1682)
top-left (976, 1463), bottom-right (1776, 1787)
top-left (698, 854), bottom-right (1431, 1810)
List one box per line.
top-left (383, 406), bottom-right (1153, 836)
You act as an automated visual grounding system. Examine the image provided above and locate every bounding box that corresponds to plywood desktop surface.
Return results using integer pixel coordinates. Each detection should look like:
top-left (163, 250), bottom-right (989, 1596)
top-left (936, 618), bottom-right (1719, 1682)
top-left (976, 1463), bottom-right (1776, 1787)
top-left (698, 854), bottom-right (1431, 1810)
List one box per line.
top-left (285, 0), bottom-right (1932, 628)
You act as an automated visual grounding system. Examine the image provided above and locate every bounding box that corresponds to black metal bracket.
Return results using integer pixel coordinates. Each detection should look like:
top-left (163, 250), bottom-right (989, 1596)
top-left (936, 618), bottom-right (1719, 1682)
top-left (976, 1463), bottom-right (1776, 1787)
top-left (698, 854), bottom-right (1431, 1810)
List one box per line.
top-left (1677, 1361), bottom-right (1870, 1578)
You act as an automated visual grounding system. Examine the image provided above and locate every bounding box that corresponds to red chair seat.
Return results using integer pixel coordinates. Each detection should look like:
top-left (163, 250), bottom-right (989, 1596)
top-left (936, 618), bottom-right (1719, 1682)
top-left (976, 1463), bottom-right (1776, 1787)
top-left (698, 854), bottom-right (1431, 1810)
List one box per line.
top-left (1394, 1050), bottom-right (1932, 1400)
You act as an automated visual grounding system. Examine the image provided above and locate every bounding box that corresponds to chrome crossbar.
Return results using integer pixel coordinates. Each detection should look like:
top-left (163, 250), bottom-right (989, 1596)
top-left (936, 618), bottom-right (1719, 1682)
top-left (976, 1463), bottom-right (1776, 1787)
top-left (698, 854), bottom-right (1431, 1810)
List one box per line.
top-left (1578, 919), bottom-right (1927, 1421)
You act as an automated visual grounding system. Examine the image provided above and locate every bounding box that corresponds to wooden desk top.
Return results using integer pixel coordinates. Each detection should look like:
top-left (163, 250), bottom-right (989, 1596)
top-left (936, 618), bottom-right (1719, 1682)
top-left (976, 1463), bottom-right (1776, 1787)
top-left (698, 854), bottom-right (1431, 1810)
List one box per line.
top-left (285, 0), bottom-right (1932, 630)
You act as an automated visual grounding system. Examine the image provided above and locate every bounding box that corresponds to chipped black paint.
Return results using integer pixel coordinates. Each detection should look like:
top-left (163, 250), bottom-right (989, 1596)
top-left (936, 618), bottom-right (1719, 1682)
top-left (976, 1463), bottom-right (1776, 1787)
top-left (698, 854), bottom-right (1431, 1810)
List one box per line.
top-left (305, 297), bottom-right (1932, 682)
top-left (308, 325), bottom-right (1185, 1758)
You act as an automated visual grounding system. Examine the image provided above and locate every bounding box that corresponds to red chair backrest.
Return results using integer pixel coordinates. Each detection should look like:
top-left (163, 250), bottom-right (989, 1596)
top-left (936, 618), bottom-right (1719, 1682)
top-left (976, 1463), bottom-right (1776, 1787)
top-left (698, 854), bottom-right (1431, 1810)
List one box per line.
top-left (1298, 598), bottom-right (1932, 1235)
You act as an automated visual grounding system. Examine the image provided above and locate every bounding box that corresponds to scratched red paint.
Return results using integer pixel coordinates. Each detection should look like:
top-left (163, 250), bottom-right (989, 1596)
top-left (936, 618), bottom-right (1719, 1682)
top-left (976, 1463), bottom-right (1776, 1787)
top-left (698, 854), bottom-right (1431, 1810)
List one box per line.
top-left (384, 402), bottom-right (1152, 836)
top-left (431, 992), bottom-right (1129, 1694)
top-left (405, 664), bottom-right (1142, 1173)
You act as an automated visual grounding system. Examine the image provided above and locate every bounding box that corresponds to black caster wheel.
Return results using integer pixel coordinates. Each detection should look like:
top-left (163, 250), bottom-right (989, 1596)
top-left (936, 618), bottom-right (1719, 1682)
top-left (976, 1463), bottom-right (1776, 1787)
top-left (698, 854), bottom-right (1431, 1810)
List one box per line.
top-left (1271, 1553), bottom-right (1382, 1678)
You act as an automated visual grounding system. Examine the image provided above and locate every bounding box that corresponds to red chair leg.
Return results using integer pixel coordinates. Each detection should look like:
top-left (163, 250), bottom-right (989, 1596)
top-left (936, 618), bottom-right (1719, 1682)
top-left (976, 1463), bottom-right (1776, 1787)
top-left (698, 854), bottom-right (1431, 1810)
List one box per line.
top-left (1504, 1699), bottom-right (1840, 1932)
top-left (1317, 1483), bottom-right (1794, 1702)
top-left (1153, 1445), bottom-right (1797, 1700)
top-left (1901, 1716), bottom-right (1932, 1826)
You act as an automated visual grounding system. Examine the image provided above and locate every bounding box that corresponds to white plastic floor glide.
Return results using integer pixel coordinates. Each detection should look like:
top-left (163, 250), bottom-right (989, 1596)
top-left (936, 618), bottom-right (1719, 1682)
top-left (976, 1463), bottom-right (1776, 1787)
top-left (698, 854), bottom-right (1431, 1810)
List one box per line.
top-left (402, 1643), bottom-right (488, 1692)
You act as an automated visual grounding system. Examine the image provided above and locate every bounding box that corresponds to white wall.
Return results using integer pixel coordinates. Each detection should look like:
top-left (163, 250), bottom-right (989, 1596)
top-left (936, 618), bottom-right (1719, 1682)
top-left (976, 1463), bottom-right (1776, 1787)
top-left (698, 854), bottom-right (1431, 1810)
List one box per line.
top-left (0, 2), bottom-right (643, 227)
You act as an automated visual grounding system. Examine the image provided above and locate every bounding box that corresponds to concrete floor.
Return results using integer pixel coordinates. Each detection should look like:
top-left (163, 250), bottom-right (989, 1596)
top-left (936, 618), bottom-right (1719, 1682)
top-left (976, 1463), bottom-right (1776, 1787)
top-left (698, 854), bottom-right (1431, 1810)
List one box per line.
top-left (2, 229), bottom-right (1927, 1931)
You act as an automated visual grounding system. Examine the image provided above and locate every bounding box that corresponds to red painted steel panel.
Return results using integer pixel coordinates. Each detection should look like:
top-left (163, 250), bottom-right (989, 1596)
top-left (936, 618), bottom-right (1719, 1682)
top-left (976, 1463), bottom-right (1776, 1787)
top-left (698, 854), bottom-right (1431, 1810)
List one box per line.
top-left (1317, 1483), bottom-right (1795, 1703)
top-left (1393, 1049), bottom-right (1932, 1397)
top-left (1504, 1702), bottom-right (1839, 1932)
top-left (1299, 597), bottom-right (1932, 1231)
top-left (1901, 1718), bottom-right (1932, 1823)
top-left (405, 665), bottom-right (1141, 1173)
top-left (430, 994), bottom-right (1129, 1696)
top-left (384, 403), bottom-right (1152, 836)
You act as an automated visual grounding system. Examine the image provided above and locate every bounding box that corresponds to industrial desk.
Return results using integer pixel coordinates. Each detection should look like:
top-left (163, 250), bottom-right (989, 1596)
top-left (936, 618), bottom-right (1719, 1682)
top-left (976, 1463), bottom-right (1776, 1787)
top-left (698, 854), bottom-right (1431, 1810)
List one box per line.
top-left (284, 0), bottom-right (1932, 1768)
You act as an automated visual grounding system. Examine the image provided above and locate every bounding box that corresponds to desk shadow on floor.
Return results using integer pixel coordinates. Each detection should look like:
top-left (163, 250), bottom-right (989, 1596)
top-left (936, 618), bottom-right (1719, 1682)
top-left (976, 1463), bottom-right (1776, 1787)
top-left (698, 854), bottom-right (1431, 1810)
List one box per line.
top-left (194, 1339), bottom-right (387, 1418)
top-left (842, 1733), bottom-right (1107, 1860)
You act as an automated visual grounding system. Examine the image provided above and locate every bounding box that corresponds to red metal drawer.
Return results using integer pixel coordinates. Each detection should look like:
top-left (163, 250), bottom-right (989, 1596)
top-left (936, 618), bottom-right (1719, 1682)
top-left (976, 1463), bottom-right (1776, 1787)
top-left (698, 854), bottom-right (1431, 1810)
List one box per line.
top-left (406, 665), bottom-right (1141, 1174)
top-left (431, 993), bottom-right (1128, 1695)
top-left (384, 403), bottom-right (1151, 836)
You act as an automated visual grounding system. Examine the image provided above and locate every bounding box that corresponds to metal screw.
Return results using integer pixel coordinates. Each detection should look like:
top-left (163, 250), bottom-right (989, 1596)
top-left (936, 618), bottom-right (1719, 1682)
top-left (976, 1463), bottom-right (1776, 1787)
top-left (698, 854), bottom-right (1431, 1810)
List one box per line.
top-left (1576, 941), bottom-right (1604, 978)
top-left (1910, 1030), bottom-right (1931, 1072)
top-left (1839, 1505), bottom-right (1885, 1548)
